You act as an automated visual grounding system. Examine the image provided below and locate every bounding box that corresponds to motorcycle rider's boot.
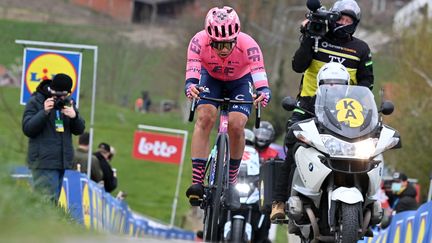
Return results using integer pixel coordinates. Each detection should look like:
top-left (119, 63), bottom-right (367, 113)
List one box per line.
top-left (270, 201), bottom-right (286, 221)
top-left (186, 184), bottom-right (204, 206)
top-left (224, 186), bottom-right (241, 210)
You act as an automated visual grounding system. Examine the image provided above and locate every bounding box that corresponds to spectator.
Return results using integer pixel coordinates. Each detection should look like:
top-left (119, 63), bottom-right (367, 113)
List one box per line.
top-left (134, 91), bottom-right (152, 113)
top-left (94, 142), bottom-right (117, 193)
top-left (141, 91), bottom-right (151, 113)
top-left (72, 132), bottom-right (103, 182)
top-left (22, 73), bottom-right (85, 203)
top-left (134, 97), bottom-right (144, 112)
top-left (391, 172), bottom-right (417, 213)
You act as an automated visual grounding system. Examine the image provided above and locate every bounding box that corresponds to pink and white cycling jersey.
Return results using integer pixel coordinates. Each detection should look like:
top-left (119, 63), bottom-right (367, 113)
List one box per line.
top-left (185, 30), bottom-right (269, 89)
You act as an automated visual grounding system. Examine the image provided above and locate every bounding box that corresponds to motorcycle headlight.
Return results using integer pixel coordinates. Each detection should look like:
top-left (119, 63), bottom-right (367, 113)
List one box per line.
top-left (235, 183), bottom-right (251, 195)
top-left (320, 135), bottom-right (377, 159)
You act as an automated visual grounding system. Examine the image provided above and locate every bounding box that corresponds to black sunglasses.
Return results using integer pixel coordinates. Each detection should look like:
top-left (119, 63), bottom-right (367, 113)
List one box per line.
top-left (210, 40), bottom-right (236, 51)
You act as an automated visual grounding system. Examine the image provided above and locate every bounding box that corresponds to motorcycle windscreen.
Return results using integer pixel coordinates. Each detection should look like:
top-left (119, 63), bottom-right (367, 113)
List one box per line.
top-left (315, 85), bottom-right (379, 139)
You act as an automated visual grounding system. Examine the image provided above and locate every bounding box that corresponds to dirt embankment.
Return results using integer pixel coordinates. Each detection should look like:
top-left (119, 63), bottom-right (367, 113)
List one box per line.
top-left (0, 0), bottom-right (179, 47)
top-left (0, 0), bottom-right (116, 26)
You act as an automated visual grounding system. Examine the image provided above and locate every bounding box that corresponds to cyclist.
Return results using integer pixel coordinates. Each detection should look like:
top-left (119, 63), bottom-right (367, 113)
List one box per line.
top-left (271, 0), bottom-right (374, 220)
top-left (185, 6), bottom-right (271, 207)
top-left (253, 121), bottom-right (279, 162)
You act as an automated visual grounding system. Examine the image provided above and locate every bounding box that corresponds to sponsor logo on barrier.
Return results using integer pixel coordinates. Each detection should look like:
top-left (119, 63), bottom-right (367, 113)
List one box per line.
top-left (417, 213), bottom-right (428, 242)
top-left (59, 181), bottom-right (68, 209)
top-left (132, 131), bottom-right (184, 164)
top-left (82, 182), bottom-right (91, 229)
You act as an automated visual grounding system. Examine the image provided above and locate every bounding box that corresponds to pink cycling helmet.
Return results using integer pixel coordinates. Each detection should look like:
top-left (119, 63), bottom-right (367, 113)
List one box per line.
top-left (205, 6), bottom-right (241, 42)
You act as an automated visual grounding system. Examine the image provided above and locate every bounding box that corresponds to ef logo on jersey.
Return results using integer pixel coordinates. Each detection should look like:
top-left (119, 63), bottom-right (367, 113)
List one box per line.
top-left (335, 98), bottom-right (364, 127)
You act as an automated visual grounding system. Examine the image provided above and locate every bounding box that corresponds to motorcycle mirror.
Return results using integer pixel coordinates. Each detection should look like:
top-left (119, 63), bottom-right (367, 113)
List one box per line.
top-left (380, 101), bottom-right (394, 115)
top-left (281, 96), bottom-right (297, 111)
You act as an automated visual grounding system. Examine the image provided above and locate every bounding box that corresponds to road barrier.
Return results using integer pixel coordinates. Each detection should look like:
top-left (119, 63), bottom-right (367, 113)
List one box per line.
top-left (12, 166), bottom-right (431, 242)
top-left (12, 167), bottom-right (195, 241)
top-left (359, 201), bottom-right (432, 243)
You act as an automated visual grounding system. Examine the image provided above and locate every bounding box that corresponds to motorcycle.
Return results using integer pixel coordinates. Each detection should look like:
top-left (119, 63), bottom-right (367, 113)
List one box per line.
top-left (223, 145), bottom-right (270, 242)
top-left (281, 84), bottom-right (400, 243)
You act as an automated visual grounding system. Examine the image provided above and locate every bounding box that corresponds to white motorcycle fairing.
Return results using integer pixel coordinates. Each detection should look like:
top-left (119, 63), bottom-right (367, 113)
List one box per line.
top-left (372, 125), bottom-right (400, 157)
top-left (294, 146), bottom-right (332, 193)
top-left (367, 154), bottom-right (384, 197)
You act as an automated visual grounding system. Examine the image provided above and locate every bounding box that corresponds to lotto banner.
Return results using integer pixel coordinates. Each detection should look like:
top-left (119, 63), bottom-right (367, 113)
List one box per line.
top-left (20, 48), bottom-right (82, 106)
top-left (132, 131), bottom-right (184, 164)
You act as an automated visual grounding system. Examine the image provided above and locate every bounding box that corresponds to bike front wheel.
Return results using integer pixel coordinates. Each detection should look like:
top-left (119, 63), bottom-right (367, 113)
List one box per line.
top-left (204, 134), bottom-right (229, 242)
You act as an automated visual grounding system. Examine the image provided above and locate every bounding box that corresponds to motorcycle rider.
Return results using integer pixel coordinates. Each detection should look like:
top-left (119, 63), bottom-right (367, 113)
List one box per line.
top-left (253, 121), bottom-right (280, 162)
top-left (271, 0), bottom-right (374, 220)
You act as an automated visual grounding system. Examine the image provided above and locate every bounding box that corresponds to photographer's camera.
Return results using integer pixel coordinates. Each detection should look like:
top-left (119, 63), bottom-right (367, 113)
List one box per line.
top-left (305, 0), bottom-right (340, 37)
top-left (53, 96), bottom-right (72, 110)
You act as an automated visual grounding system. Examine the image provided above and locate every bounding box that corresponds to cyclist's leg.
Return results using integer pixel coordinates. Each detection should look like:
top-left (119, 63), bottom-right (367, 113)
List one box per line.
top-left (226, 74), bottom-right (253, 186)
top-left (227, 111), bottom-right (247, 183)
top-left (186, 70), bottom-right (222, 203)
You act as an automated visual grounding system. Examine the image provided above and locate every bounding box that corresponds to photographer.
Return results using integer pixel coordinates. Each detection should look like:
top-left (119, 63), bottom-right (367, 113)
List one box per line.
top-left (271, 0), bottom-right (374, 220)
top-left (22, 73), bottom-right (85, 203)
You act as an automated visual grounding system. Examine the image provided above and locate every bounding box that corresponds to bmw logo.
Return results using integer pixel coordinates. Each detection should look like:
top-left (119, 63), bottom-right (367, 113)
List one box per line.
top-left (308, 163), bottom-right (313, 172)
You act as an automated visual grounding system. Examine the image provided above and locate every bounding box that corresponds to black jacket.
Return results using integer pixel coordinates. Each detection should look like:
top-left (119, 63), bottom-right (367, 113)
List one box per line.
top-left (292, 32), bottom-right (374, 97)
top-left (22, 79), bottom-right (85, 169)
top-left (394, 183), bottom-right (417, 213)
top-left (94, 151), bottom-right (117, 193)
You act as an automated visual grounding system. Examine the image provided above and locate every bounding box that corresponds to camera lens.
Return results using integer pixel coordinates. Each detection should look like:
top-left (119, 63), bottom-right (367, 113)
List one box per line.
top-left (54, 99), bottom-right (65, 110)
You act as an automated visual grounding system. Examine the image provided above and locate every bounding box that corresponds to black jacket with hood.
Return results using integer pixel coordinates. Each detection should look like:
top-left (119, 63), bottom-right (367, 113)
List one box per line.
top-left (394, 182), bottom-right (418, 213)
top-left (22, 79), bottom-right (85, 169)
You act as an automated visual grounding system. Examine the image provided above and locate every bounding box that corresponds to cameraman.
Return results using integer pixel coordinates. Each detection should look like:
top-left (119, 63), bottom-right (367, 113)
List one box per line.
top-left (22, 73), bottom-right (85, 203)
top-left (271, 0), bottom-right (374, 220)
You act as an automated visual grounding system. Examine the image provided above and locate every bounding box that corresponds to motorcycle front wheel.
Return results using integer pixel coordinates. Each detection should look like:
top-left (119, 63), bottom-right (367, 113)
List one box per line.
top-left (338, 203), bottom-right (361, 243)
top-left (230, 216), bottom-right (245, 243)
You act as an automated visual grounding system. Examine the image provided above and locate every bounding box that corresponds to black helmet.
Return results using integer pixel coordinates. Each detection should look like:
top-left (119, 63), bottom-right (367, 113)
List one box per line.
top-left (329, 0), bottom-right (361, 36)
top-left (253, 121), bottom-right (275, 150)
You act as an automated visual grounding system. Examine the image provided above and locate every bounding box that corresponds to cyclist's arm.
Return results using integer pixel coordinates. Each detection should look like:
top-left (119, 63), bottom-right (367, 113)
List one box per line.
top-left (185, 32), bottom-right (204, 96)
top-left (245, 36), bottom-right (269, 90)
